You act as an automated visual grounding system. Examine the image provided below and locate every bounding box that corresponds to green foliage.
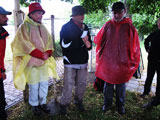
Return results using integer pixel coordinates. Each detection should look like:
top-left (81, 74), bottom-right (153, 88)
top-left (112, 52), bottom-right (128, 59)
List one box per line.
top-left (127, 0), bottom-right (160, 17)
top-left (79, 0), bottom-right (117, 14)
top-left (132, 14), bottom-right (158, 36)
top-left (20, 0), bottom-right (73, 6)
top-left (19, 0), bottom-right (41, 6)
top-left (84, 10), bottom-right (110, 29)
top-left (61, 0), bottom-right (73, 3)
top-left (127, 0), bottom-right (160, 36)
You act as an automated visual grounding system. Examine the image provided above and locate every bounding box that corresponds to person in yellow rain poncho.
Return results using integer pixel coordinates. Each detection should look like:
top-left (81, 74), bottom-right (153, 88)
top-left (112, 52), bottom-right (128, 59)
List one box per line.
top-left (11, 2), bottom-right (59, 116)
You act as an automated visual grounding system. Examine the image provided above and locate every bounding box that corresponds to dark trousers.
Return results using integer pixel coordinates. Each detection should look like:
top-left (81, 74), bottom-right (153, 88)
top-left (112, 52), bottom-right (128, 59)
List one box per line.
top-left (103, 82), bottom-right (126, 107)
top-left (143, 60), bottom-right (160, 95)
top-left (0, 78), bottom-right (7, 120)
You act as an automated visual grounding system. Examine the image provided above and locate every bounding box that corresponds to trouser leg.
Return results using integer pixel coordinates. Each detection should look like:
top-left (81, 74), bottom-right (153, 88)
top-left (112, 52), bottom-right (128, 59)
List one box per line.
top-left (144, 61), bottom-right (156, 94)
top-left (74, 68), bottom-right (87, 103)
top-left (60, 67), bottom-right (76, 105)
top-left (103, 82), bottom-right (114, 106)
top-left (115, 83), bottom-right (126, 107)
top-left (29, 83), bottom-right (39, 106)
top-left (0, 79), bottom-right (7, 119)
top-left (39, 81), bottom-right (48, 105)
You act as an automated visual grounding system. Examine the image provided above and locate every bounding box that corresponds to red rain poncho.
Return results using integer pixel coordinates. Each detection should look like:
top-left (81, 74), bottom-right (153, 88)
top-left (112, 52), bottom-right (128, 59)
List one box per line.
top-left (94, 18), bottom-right (140, 84)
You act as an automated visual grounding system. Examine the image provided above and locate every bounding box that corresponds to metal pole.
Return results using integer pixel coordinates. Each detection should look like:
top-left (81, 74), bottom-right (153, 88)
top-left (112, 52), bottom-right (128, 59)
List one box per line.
top-left (88, 34), bottom-right (94, 72)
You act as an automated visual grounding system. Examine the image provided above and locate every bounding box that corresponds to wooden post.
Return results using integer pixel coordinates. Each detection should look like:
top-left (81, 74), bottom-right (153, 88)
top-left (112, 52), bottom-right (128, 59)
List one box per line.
top-left (51, 15), bottom-right (56, 57)
top-left (14, 0), bottom-right (24, 32)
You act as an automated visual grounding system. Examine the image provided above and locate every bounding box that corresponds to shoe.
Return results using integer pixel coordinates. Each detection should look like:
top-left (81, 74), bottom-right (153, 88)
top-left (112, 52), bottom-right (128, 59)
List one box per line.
top-left (32, 106), bottom-right (42, 116)
top-left (74, 98), bottom-right (85, 112)
top-left (59, 104), bottom-right (67, 115)
top-left (102, 105), bottom-right (111, 112)
top-left (143, 102), bottom-right (154, 110)
top-left (76, 102), bottom-right (85, 112)
top-left (117, 106), bottom-right (125, 115)
top-left (39, 104), bottom-right (50, 113)
top-left (140, 93), bottom-right (148, 98)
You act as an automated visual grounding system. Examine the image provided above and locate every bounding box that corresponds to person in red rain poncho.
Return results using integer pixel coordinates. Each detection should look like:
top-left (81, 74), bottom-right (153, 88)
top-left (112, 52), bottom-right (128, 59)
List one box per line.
top-left (94, 2), bottom-right (140, 115)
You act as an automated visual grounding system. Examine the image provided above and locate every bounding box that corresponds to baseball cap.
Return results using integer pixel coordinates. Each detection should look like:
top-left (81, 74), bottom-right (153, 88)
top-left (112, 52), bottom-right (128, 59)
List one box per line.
top-left (0, 6), bottom-right (12, 15)
top-left (112, 2), bottom-right (125, 11)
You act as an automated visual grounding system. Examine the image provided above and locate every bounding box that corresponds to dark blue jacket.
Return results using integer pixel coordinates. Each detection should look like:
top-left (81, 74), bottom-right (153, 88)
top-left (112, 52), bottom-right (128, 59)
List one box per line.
top-left (60, 19), bottom-right (92, 64)
top-left (144, 30), bottom-right (160, 61)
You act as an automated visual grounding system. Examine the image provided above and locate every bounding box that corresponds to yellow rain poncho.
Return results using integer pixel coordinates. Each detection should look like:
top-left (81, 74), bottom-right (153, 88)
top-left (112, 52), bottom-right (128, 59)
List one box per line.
top-left (11, 16), bottom-right (59, 90)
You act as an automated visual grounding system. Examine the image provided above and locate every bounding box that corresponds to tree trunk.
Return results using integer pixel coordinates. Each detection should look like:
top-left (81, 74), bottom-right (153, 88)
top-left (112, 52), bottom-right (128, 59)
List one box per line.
top-left (124, 0), bottom-right (132, 18)
top-left (14, 0), bottom-right (24, 32)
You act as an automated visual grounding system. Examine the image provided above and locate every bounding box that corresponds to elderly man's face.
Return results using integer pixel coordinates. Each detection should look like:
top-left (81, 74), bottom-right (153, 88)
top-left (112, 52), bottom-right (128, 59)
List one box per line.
top-left (113, 9), bottom-right (126, 22)
top-left (0, 14), bottom-right (8, 26)
top-left (72, 14), bottom-right (84, 24)
top-left (30, 11), bottom-right (43, 23)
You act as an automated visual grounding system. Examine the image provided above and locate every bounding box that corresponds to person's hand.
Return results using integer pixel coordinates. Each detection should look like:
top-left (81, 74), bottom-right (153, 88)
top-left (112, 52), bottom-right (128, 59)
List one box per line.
top-left (2, 73), bottom-right (6, 80)
top-left (82, 36), bottom-right (91, 48)
top-left (43, 52), bottom-right (49, 60)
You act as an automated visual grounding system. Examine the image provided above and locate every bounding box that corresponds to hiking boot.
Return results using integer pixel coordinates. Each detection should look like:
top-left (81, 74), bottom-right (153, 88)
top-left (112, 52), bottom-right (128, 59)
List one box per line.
top-left (102, 105), bottom-right (111, 112)
top-left (143, 101), bottom-right (155, 110)
top-left (39, 104), bottom-right (50, 113)
top-left (32, 106), bottom-right (42, 116)
top-left (59, 104), bottom-right (67, 115)
top-left (76, 102), bottom-right (85, 112)
top-left (74, 98), bottom-right (85, 112)
top-left (117, 105), bottom-right (125, 115)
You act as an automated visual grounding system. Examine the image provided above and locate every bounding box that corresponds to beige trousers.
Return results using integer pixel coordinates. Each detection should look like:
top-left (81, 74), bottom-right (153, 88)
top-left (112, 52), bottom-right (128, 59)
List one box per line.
top-left (60, 67), bottom-right (87, 105)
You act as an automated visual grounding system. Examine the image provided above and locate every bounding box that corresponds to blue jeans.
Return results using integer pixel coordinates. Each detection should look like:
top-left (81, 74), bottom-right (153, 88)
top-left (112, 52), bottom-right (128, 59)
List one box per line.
top-left (103, 82), bottom-right (126, 107)
top-left (29, 81), bottom-right (48, 106)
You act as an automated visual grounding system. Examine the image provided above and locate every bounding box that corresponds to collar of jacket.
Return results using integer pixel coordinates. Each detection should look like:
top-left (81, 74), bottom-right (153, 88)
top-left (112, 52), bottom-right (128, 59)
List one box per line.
top-left (111, 17), bottom-right (132, 25)
top-left (24, 15), bottom-right (42, 26)
top-left (70, 19), bottom-right (86, 30)
top-left (0, 27), bottom-right (9, 40)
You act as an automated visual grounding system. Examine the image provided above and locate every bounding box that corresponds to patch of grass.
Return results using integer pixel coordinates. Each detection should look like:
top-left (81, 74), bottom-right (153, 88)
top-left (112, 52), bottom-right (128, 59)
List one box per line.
top-left (7, 82), bottom-right (160, 120)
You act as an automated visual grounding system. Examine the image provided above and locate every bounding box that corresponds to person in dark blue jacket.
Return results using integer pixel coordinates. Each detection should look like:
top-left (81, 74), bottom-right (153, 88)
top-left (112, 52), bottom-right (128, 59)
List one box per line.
top-left (58, 5), bottom-right (92, 115)
top-left (141, 18), bottom-right (160, 98)
top-left (143, 18), bottom-right (160, 109)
